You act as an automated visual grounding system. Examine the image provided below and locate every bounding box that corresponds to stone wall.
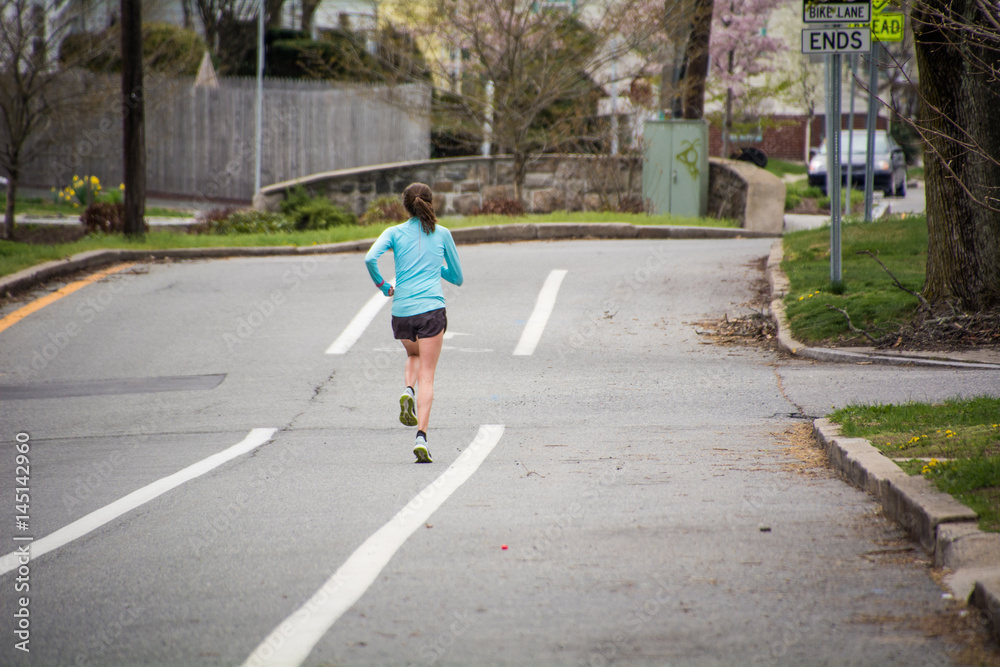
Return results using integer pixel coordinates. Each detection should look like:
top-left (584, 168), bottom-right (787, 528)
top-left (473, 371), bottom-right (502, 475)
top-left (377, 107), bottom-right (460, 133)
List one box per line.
top-left (707, 158), bottom-right (786, 234)
top-left (256, 154), bottom-right (784, 232)
top-left (256, 155), bottom-right (643, 216)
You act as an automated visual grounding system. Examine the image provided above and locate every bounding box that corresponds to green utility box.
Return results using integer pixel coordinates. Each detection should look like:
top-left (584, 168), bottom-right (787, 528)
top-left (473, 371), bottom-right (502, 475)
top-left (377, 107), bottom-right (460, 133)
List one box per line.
top-left (642, 120), bottom-right (709, 218)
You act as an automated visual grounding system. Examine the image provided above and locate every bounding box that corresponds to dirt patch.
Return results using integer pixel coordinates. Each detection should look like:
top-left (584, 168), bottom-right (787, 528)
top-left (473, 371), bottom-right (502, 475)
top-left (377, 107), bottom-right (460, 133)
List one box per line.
top-left (10, 224), bottom-right (88, 244)
top-left (773, 423), bottom-right (833, 478)
top-left (787, 199), bottom-right (827, 215)
top-left (876, 307), bottom-right (1000, 351)
top-left (693, 255), bottom-right (779, 349)
top-left (852, 606), bottom-right (1000, 665)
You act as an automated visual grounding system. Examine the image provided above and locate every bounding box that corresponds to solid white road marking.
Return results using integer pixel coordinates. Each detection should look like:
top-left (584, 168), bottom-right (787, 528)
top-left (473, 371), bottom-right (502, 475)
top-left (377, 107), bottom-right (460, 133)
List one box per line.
top-left (0, 428), bottom-right (277, 577)
top-left (326, 292), bottom-right (390, 354)
top-left (241, 424), bottom-right (506, 667)
top-left (513, 269), bottom-right (567, 356)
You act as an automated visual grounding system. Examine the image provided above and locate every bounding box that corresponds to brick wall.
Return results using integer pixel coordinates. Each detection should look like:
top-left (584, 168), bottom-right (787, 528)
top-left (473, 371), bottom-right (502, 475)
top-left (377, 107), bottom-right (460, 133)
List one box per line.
top-left (709, 114), bottom-right (889, 162)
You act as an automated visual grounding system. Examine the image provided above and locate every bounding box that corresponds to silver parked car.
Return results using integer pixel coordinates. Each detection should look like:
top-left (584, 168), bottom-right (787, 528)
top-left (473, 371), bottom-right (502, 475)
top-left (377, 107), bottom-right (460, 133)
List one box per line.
top-left (808, 130), bottom-right (908, 197)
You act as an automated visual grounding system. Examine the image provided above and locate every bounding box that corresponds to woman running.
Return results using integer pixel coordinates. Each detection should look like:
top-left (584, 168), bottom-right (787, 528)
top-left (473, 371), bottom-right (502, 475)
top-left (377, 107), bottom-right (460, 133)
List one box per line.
top-left (364, 183), bottom-right (464, 463)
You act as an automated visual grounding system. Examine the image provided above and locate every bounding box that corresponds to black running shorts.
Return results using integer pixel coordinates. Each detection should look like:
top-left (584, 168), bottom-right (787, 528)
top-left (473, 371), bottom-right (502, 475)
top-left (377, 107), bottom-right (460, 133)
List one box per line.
top-left (391, 308), bottom-right (447, 341)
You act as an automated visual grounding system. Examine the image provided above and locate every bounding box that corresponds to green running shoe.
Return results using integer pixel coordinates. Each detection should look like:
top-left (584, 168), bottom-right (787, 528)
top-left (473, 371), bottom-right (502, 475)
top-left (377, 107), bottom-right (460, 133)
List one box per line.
top-left (399, 388), bottom-right (417, 427)
top-left (413, 435), bottom-right (432, 463)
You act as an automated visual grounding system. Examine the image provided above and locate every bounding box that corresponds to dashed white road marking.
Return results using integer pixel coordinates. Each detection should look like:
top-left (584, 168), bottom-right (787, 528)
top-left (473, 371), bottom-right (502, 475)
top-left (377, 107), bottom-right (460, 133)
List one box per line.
top-left (241, 424), bottom-right (506, 667)
top-left (514, 269), bottom-right (567, 356)
top-left (326, 292), bottom-right (390, 354)
top-left (0, 428), bottom-right (277, 577)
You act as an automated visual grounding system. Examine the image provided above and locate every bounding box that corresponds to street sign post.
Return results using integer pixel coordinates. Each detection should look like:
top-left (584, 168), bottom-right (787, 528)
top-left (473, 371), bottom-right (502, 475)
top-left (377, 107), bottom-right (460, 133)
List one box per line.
top-left (801, 27), bottom-right (871, 54)
top-left (802, 0), bottom-right (870, 23)
top-left (800, 0), bottom-right (885, 283)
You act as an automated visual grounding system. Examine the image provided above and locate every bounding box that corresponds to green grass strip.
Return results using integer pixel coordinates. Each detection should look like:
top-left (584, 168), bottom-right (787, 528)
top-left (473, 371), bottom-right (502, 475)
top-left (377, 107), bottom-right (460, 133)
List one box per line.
top-left (829, 396), bottom-right (1000, 532)
top-left (0, 212), bottom-right (736, 279)
top-left (781, 215), bottom-right (927, 344)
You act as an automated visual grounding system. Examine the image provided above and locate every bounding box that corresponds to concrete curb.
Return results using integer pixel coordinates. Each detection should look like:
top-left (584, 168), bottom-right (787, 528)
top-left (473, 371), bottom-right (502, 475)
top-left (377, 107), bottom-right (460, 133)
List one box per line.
top-left (766, 240), bottom-right (1000, 370)
top-left (814, 420), bottom-right (1000, 639)
top-left (1, 224), bottom-right (777, 299)
top-left (772, 237), bottom-right (1000, 635)
top-left (0, 240), bottom-right (379, 298)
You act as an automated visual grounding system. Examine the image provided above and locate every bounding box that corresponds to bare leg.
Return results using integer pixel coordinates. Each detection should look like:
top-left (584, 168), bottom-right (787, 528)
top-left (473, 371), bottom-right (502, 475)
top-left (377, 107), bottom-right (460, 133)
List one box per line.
top-left (414, 331), bottom-right (444, 432)
top-left (401, 338), bottom-right (420, 389)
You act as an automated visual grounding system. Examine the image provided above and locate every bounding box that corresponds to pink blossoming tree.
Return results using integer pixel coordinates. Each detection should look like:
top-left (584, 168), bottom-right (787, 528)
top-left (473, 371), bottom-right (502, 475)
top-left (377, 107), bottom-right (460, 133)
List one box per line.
top-left (707, 0), bottom-right (786, 157)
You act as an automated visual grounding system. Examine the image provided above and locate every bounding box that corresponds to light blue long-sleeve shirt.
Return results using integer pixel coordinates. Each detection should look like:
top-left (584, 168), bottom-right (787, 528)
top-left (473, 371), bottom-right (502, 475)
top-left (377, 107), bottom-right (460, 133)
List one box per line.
top-left (365, 218), bottom-right (464, 317)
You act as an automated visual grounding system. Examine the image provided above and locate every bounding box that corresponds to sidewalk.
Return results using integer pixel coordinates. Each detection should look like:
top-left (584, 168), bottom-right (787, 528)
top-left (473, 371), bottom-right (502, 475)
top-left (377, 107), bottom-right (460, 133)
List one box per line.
top-left (766, 239), bottom-right (1000, 641)
top-left (783, 200), bottom-right (891, 233)
top-left (16, 214), bottom-right (197, 227)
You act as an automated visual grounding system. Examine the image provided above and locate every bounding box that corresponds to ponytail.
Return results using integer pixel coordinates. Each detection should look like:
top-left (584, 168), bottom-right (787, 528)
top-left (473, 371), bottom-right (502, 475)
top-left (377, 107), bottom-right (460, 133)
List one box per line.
top-left (402, 182), bottom-right (437, 234)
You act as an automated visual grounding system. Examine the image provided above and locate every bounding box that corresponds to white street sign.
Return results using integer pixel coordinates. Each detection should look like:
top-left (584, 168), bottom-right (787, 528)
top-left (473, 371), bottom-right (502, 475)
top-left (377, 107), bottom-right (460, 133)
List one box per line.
top-left (802, 1), bottom-right (871, 23)
top-left (801, 27), bottom-right (871, 54)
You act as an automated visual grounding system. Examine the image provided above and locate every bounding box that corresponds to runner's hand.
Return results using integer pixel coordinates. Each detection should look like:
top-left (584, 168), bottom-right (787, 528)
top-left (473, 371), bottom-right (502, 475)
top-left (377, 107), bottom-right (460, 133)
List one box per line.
top-left (387, 286), bottom-right (394, 297)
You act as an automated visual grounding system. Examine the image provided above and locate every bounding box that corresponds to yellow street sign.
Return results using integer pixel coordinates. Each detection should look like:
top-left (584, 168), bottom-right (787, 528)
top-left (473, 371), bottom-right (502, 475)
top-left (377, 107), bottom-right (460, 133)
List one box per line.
top-left (871, 0), bottom-right (891, 12)
top-left (871, 11), bottom-right (904, 42)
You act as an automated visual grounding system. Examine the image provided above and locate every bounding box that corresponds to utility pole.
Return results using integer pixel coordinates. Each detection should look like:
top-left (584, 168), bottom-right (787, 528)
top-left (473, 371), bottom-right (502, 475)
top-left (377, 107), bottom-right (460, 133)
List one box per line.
top-left (121, 0), bottom-right (146, 239)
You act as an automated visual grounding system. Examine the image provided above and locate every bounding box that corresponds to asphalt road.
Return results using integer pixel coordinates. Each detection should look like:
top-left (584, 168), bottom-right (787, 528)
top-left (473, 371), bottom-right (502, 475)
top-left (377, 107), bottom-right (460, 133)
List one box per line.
top-left (1, 238), bottom-right (997, 666)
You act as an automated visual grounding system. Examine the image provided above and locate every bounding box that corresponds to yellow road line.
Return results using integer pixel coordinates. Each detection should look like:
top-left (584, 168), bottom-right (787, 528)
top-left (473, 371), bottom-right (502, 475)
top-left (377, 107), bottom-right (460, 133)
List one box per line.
top-left (0, 262), bottom-right (136, 335)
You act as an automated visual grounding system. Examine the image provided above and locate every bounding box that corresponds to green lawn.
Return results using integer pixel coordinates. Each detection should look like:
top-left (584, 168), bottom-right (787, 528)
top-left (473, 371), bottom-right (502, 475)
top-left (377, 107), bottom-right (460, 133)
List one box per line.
top-left (2, 193), bottom-right (192, 218)
top-left (0, 211), bottom-right (735, 279)
top-left (765, 158), bottom-right (808, 179)
top-left (829, 397), bottom-right (1000, 531)
top-left (781, 215), bottom-right (927, 344)
top-left (441, 211), bottom-right (738, 228)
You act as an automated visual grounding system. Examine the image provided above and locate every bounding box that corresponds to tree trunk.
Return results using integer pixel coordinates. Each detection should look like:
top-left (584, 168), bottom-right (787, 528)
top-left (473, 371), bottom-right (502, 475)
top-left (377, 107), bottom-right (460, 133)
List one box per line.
top-left (722, 87), bottom-right (733, 158)
top-left (301, 0), bottom-right (320, 34)
top-left (682, 0), bottom-right (714, 120)
top-left (3, 174), bottom-right (17, 240)
top-left (913, 0), bottom-right (1000, 311)
top-left (512, 151), bottom-right (527, 205)
top-left (265, 0), bottom-right (284, 30)
top-left (121, 0), bottom-right (146, 240)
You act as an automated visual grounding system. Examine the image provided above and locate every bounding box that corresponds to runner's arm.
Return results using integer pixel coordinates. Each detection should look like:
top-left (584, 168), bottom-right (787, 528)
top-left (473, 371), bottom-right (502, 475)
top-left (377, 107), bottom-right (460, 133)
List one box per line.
top-left (365, 229), bottom-right (395, 295)
top-left (440, 230), bottom-right (464, 286)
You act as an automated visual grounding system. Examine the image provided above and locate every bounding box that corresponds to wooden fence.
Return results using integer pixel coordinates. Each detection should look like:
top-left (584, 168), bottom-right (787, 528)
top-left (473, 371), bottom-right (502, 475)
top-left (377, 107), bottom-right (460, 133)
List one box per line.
top-left (21, 75), bottom-right (431, 202)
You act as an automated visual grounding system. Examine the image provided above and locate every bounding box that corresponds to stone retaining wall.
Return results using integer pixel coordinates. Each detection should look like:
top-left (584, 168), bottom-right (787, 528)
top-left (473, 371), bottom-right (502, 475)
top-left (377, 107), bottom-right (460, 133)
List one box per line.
top-left (707, 158), bottom-right (786, 234)
top-left (256, 155), bottom-right (643, 217)
top-left (256, 154), bottom-right (784, 232)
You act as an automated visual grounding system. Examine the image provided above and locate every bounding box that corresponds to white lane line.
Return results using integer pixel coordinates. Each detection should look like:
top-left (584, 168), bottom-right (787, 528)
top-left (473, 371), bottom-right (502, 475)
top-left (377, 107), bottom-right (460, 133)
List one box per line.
top-left (326, 292), bottom-right (391, 354)
top-left (514, 269), bottom-right (567, 356)
top-left (241, 424), bottom-right (505, 667)
top-left (0, 428), bottom-right (277, 577)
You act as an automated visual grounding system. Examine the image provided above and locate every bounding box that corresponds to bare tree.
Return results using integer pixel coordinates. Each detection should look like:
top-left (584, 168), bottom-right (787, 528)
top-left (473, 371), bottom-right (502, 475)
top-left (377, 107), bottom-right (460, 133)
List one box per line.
top-left (193, 0), bottom-right (284, 74)
top-left (389, 0), bottom-right (679, 199)
top-left (0, 0), bottom-right (112, 239)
